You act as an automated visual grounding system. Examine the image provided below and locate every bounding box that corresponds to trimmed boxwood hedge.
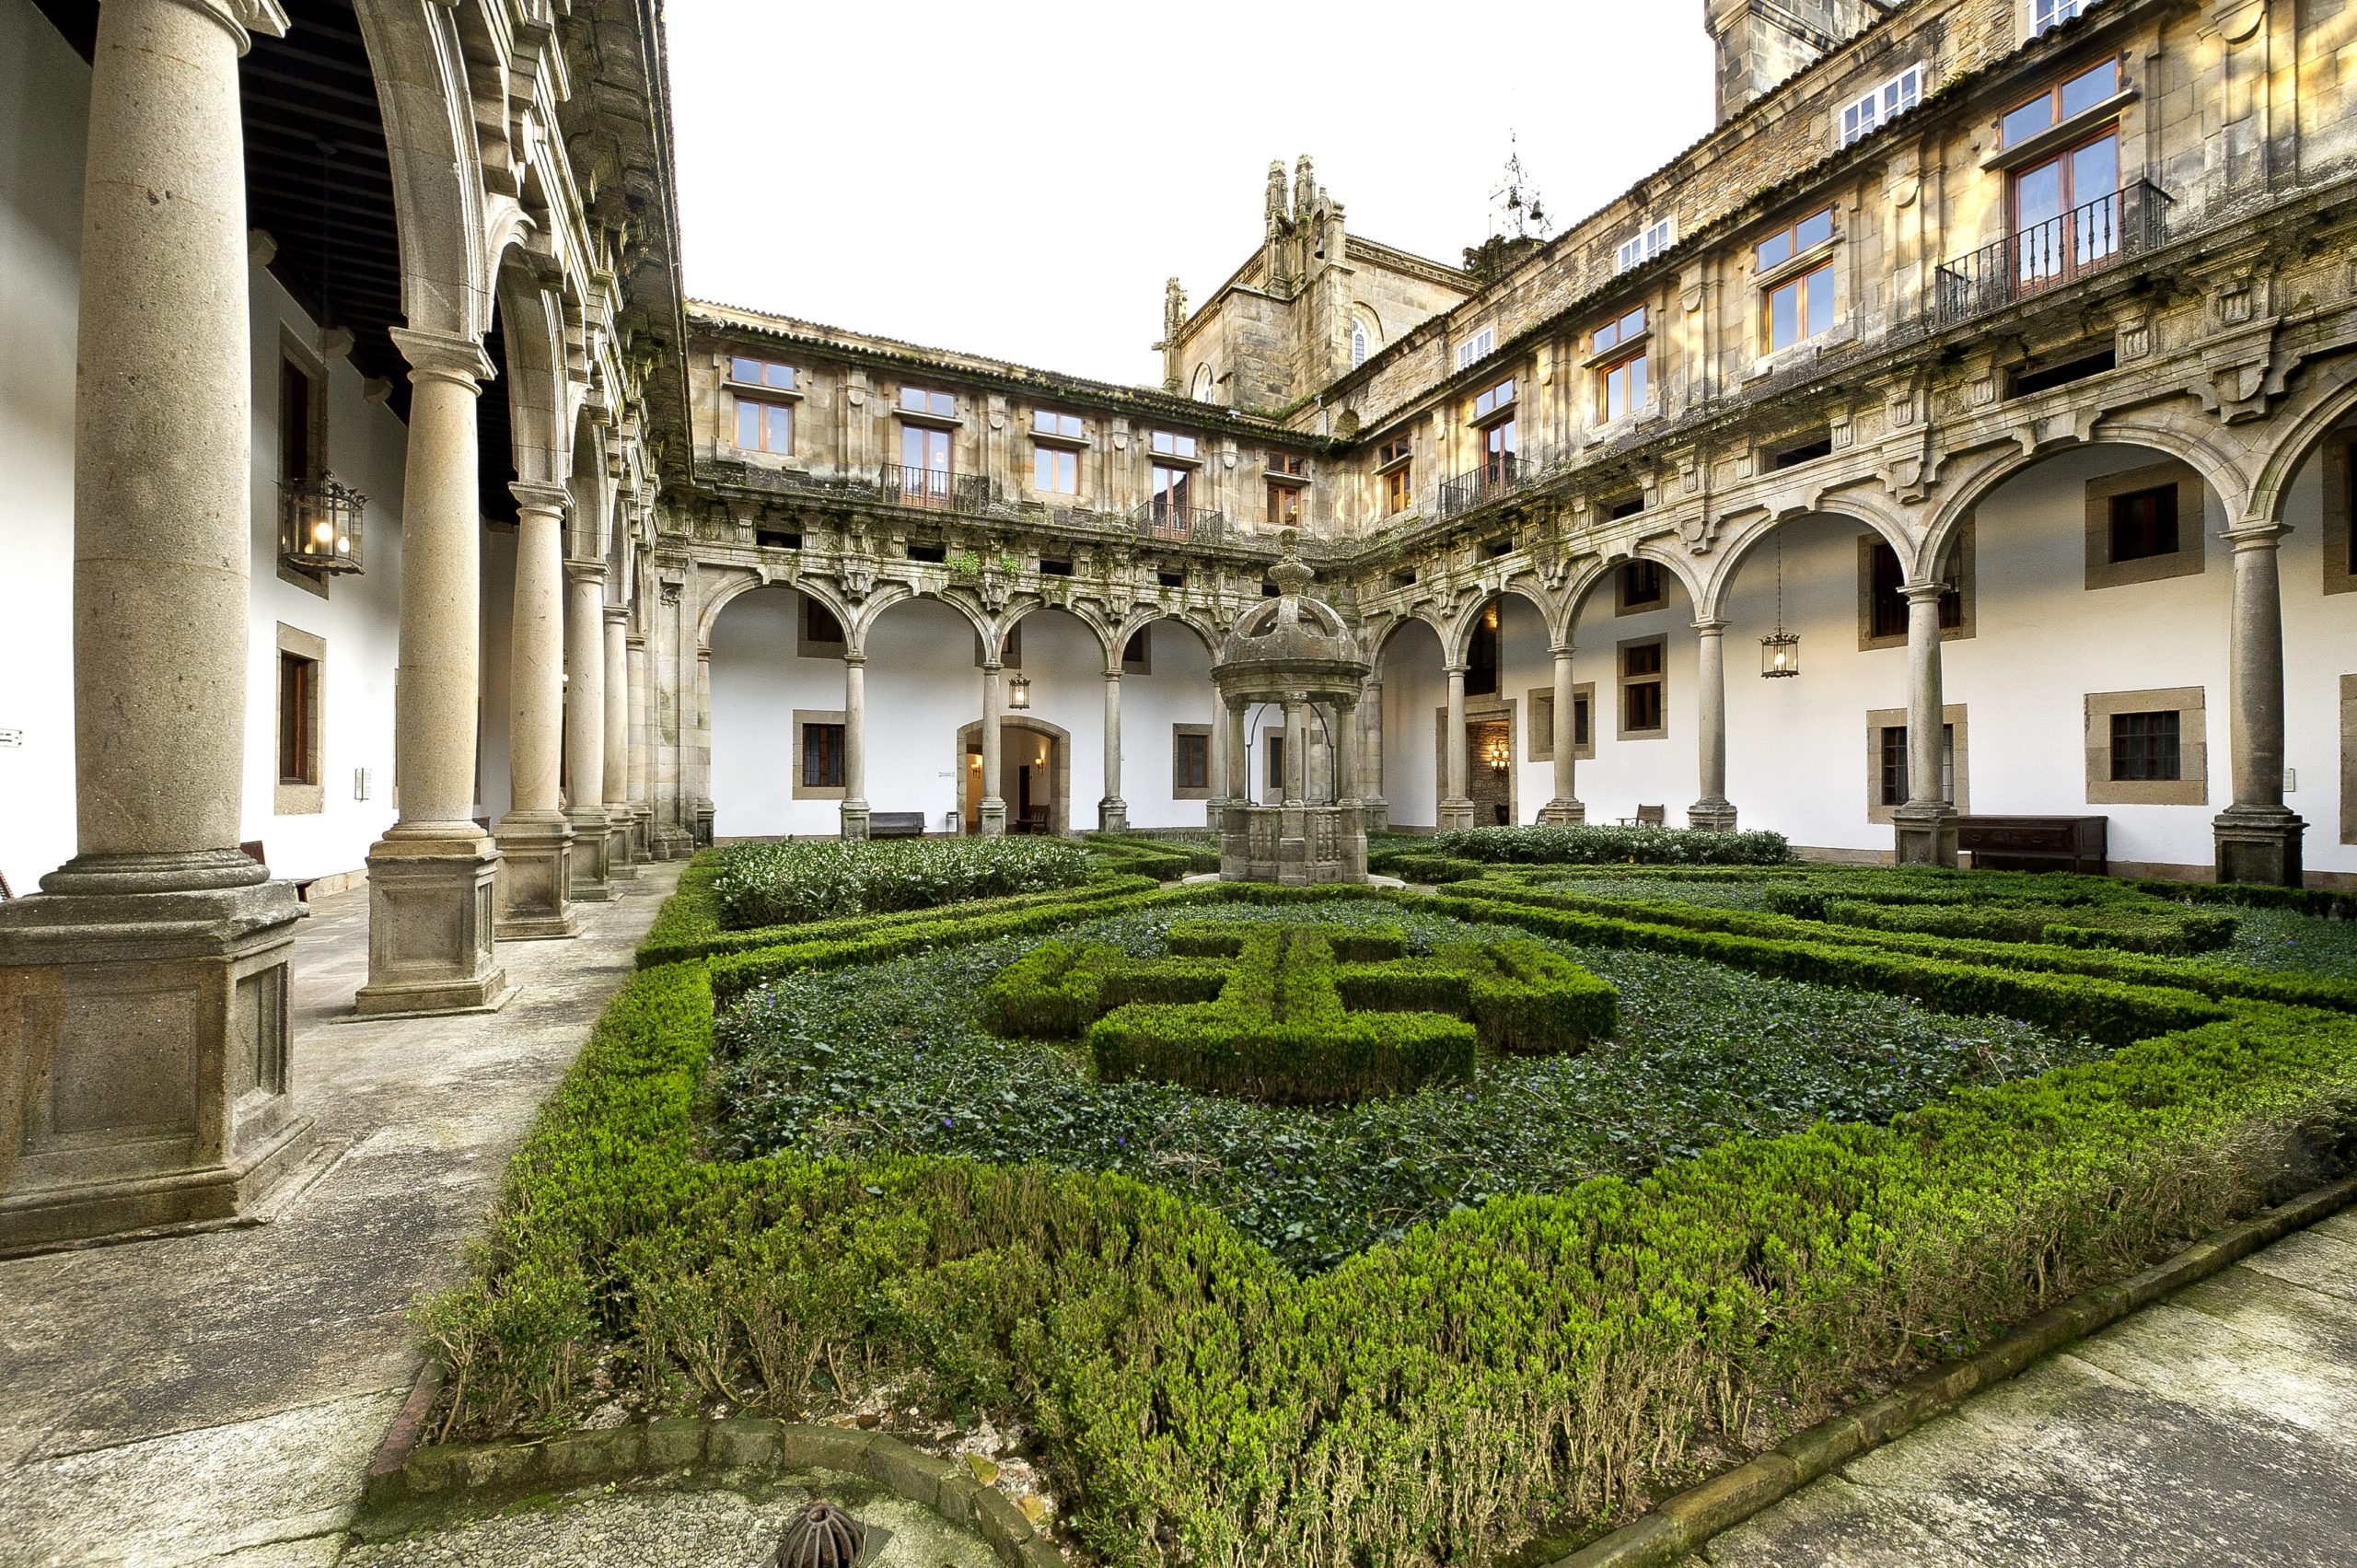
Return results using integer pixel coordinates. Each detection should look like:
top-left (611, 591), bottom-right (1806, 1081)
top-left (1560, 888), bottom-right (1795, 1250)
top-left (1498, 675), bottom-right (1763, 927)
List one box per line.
top-left (416, 871), bottom-right (2357, 1568)
top-left (1434, 823), bottom-right (1794, 865)
top-left (711, 835), bottom-right (1095, 928)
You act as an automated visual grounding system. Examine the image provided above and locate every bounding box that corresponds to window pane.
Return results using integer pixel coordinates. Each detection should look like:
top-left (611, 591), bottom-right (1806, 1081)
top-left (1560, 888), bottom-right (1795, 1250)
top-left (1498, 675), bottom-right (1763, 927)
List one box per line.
top-left (1805, 264), bottom-right (1835, 338)
top-left (737, 399), bottom-right (761, 449)
top-left (2002, 96), bottom-right (2055, 147)
top-left (931, 391), bottom-right (956, 417)
top-left (900, 386), bottom-right (925, 412)
top-left (1796, 209), bottom-right (1833, 250)
top-left (1175, 434), bottom-right (1196, 459)
top-left (1771, 279), bottom-right (1799, 349)
top-left (1630, 353), bottom-right (1647, 409)
top-left (766, 404), bottom-right (793, 453)
top-left (1033, 410), bottom-right (1054, 434)
top-left (731, 356), bottom-right (760, 383)
top-left (764, 363), bottom-right (795, 389)
top-left (1757, 230), bottom-right (1793, 272)
top-left (1605, 366), bottom-right (1627, 423)
top-left (1620, 308), bottom-right (1645, 339)
top-left (1058, 451), bottom-right (1076, 493)
top-left (2072, 134), bottom-right (2119, 202)
top-left (1034, 447), bottom-right (1053, 489)
top-left (1595, 319), bottom-right (1620, 354)
top-left (2061, 59), bottom-right (2119, 119)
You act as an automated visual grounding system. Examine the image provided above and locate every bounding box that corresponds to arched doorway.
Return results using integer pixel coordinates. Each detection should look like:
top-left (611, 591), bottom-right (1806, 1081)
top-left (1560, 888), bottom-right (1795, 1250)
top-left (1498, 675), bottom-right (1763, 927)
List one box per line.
top-left (958, 716), bottom-right (1069, 834)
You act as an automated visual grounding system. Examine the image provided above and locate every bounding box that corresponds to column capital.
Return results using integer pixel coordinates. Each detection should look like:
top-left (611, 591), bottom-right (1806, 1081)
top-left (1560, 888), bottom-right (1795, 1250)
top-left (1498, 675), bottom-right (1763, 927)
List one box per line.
top-left (565, 558), bottom-right (608, 585)
top-left (2221, 519), bottom-right (2291, 552)
top-left (842, 648), bottom-right (868, 667)
top-left (981, 658), bottom-right (1002, 675)
top-left (1444, 662), bottom-right (1469, 677)
top-left (1549, 642), bottom-right (1576, 659)
top-left (510, 480), bottom-right (571, 520)
top-left (1898, 580), bottom-right (1947, 606)
top-left (1689, 618), bottom-right (1729, 635)
top-left (160, 0), bottom-right (287, 52)
top-left (603, 603), bottom-right (630, 627)
top-left (389, 327), bottom-right (495, 389)
top-left (1104, 665), bottom-right (1123, 681)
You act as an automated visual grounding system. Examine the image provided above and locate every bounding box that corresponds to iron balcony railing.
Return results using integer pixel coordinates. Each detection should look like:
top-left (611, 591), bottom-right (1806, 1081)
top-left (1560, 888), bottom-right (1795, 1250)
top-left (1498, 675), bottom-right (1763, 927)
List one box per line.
top-left (1929, 179), bottom-right (2171, 330)
top-left (880, 464), bottom-right (993, 515)
top-left (1435, 447), bottom-right (1548, 520)
top-left (1131, 500), bottom-right (1229, 544)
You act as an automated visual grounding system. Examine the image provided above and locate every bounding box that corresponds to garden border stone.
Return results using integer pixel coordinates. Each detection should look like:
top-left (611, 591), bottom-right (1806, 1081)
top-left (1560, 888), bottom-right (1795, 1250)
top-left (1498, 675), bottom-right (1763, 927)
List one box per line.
top-left (1541, 1169), bottom-right (2357, 1568)
top-left (356, 1405), bottom-right (1061, 1566)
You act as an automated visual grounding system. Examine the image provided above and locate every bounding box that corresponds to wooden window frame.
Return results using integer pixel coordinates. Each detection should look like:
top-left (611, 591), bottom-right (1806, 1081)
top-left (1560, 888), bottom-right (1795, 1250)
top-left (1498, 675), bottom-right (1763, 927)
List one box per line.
top-left (2084, 687), bottom-right (2208, 806)
top-left (1765, 261), bottom-right (1837, 353)
top-left (1033, 444), bottom-right (1079, 495)
top-left (727, 355), bottom-right (798, 392)
top-left (1753, 208), bottom-right (1836, 274)
top-left (1172, 723), bottom-right (1212, 799)
top-left (1858, 523), bottom-right (1974, 650)
top-left (737, 395), bottom-right (795, 456)
top-left (2002, 57), bottom-right (2121, 150)
top-left (1525, 682), bottom-right (1596, 762)
top-left (1599, 349), bottom-right (1648, 424)
top-left (2084, 460), bottom-right (2205, 589)
top-left (1617, 634), bottom-right (1667, 740)
top-left (1266, 481), bottom-right (1302, 528)
top-left (1615, 560), bottom-right (1666, 616)
top-left (1864, 705), bottom-right (1968, 824)
top-left (797, 596), bottom-right (847, 659)
top-left (273, 623), bottom-right (325, 815)
top-left (897, 385), bottom-right (958, 421)
top-left (793, 710), bottom-right (848, 799)
top-left (1383, 464), bottom-right (1413, 517)
top-left (2325, 438), bottom-right (2357, 597)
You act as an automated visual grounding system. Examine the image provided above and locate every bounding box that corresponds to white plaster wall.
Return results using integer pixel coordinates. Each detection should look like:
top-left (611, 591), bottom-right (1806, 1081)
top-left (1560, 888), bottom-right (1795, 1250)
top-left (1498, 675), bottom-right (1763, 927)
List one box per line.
top-left (1113, 620), bottom-right (1217, 830)
top-left (477, 525), bottom-right (517, 826)
top-left (1568, 575), bottom-right (1700, 827)
top-left (708, 586), bottom-right (848, 839)
top-left (0, 0), bottom-right (87, 895)
top-left (1377, 623), bottom-right (1446, 827)
top-left (2277, 441), bottom-right (2357, 877)
top-left (237, 270), bottom-right (409, 881)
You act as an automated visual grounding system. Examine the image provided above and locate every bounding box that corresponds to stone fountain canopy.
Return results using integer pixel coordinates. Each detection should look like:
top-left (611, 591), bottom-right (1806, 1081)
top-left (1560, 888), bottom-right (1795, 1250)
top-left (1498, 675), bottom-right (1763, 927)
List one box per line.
top-left (1211, 531), bottom-right (1372, 885)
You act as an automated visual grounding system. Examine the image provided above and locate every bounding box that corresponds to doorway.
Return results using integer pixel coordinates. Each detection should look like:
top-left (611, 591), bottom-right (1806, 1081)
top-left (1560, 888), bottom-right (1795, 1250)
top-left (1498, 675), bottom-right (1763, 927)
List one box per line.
top-left (958, 716), bottom-right (1070, 834)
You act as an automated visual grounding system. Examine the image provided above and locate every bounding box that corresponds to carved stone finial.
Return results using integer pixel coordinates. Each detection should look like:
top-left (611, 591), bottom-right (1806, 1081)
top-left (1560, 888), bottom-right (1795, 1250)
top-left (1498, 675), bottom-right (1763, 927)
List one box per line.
top-left (1293, 155), bottom-right (1316, 222)
top-left (1270, 528), bottom-right (1315, 598)
top-left (1265, 160), bottom-right (1288, 237)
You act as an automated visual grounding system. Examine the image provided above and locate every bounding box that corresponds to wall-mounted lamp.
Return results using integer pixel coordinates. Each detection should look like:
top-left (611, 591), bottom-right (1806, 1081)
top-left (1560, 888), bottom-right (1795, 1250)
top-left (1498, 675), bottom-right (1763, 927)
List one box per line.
top-left (1482, 732), bottom-right (1512, 772)
top-left (1008, 674), bottom-right (1032, 710)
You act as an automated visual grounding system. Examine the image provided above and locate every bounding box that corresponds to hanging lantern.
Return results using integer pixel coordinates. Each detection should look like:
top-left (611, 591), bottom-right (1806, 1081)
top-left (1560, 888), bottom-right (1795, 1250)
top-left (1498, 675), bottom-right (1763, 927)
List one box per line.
top-left (1007, 673), bottom-right (1032, 710)
top-left (1482, 730), bottom-right (1512, 772)
top-left (1759, 528), bottom-right (1799, 679)
top-left (279, 475), bottom-right (366, 573)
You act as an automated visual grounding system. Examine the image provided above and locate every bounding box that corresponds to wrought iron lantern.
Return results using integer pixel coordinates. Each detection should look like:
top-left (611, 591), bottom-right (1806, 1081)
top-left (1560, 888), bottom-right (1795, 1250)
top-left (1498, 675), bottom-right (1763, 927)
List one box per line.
top-left (279, 475), bottom-right (366, 574)
top-left (1759, 528), bottom-right (1798, 679)
top-left (1007, 673), bottom-right (1032, 710)
top-left (1482, 730), bottom-right (1512, 772)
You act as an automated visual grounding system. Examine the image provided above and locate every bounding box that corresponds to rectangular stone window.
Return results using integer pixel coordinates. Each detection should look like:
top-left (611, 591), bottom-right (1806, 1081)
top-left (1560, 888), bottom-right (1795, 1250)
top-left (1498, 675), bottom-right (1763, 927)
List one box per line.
top-left (1172, 724), bottom-right (1211, 799)
top-left (275, 335), bottom-right (330, 599)
top-left (1264, 732), bottom-right (1285, 793)
top-left (730, 356), bottom-right (796, 390)
top-left (2323, 439), bottom-right (2355, 596)
top-left (274, 624), bottom-right (325, 815)
top-left (899, 386), bottom-right (957, 418)
top-left (1122, 629), bottom-right (1151, 675)
top-left (735, 396), bottom-right (794, 456)
top-left (1619, 636), bottom-right (1666, 740)
top-left (1267, 481), bottom-right (1301, 528)
top-left (1616, 560), bottom-right (1665, 615)
top-left (798, 598), bottom-right (845, 658)
top-left (1526, 683), bottom-right (1596, 762)
top-left (1033, 445), bottom-right (1077, 494)
top-left (2084, 461), bottom-right (2204, 588)
top-left (2084, 687), bottom-right (2207, 806)
top-left (794, 710), bottom-right (846, 799)
top-left (1858, 526), bottom-right (1972, 650)
top-left (1765, 261), bottom-right (1835, 352)
top-left (1864, 705), bottom-right (1968, 824)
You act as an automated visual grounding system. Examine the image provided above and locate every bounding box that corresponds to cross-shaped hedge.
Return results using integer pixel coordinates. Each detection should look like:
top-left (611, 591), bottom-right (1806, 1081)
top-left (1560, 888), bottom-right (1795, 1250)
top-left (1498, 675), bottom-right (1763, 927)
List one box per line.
top-left (981, 921), bottom-right (1618, 1103)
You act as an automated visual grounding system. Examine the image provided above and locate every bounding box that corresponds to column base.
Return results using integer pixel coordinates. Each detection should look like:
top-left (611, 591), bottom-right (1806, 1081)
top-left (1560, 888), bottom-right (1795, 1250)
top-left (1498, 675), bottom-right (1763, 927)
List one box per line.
top-left (494, 815), bottom-right (580, 939)
top-left (566, 810), bottom-right (613, 903)
top-left (979, 796), bottom-right (1007, 838)
top-left (1364, 799), bottom-right (1390, 834)
top-left (1687, 798), bottom-right (1738, 833)
top-left (1892, 803), bottom-right (1960, 868)
top-left (603, 803), bottom-right (641, 881)
top-left (1206, 799), bottom-right (1226, 834)
top-left (0, 877), bottom-right (315, 1250)
top-left (627, 807), bottom-right (654, 862)
top-left (355, 832), bottom-right (512, 1016)
top-left (1538, 799), bottom-right (1587, 825)
top-left (2213, 805), bottom-right (2305, 888)
top-left (1436, 798), bottom-right (1478, 833)
top-left (692, 800), bottom-right (715, 850)
top-left (1098, 798), bottom-right (1129, 834)
top-left (841, 801), bottom-right (871, 842)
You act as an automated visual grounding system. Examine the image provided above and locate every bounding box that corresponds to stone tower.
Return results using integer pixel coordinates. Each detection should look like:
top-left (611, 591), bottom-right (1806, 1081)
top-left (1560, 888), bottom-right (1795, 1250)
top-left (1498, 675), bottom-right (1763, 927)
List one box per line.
top-left (1704, 0), bottom-right (1896, 122)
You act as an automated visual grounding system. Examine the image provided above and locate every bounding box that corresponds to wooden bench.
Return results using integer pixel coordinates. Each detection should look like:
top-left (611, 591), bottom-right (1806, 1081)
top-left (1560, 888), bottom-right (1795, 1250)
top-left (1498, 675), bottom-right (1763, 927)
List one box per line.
top-left (1956, 815), bottom-right (2107, 875)
top-left (868, 811), bottom-right (926, 838)
top-left (1617, 805), bottom-right (1667, 828)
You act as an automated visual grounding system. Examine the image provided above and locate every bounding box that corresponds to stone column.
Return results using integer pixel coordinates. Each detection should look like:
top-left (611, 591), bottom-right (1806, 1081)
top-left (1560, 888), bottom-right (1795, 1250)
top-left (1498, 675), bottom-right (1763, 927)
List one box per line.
top-left (1687, 619), bottom-right (1737, 831)
top-left (1098, 668), bottom-right (1128, 832)
top-left (354, 328), bottom-right (511, 1016)
top-left (1337, 695), bottom-right (1366, 880)
top-left (0, 0), bottom-right (312, 1248)
top-left (1225, 699), bottom-right (1250, 801)
top-left (979, 662), bottom-right (1006, 836)
top-left (1892, 582), bottom-right (1958, 866)
top-left (1206, 692), bottom-right (1228, 832)
top-left (563, 561), bottom-right (610, 901)
top-left (1541, 644), bottom-right (1585, 823)
top-left (493, 482), bottom-right (578, 938)
top-left (2214, 520), bottom-right (2305, 884)
top-left (1283, 694), bottom-right (1308, 805)
top-left (625, 629), bottom-right (653, 859)
top-left (840, 650), bottom-right (870, 842)
top-left (650, 580), bottom-right (691, 860)
top-left (1363, 675), bottom-right (1389, 832)
top-left (691, 646), bottom-right (714, 848)
top-left (601, 605), bottom-right (636, 879)
top-left (1438, 663), bottom-right (1475, 830)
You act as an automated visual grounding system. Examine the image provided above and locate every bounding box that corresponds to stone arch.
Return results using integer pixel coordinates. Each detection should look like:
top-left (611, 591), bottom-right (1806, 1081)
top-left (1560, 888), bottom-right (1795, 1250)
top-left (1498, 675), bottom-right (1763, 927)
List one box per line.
top-left (1917, 424), bottom-right (2249, 580)
top-left (1367, 608), bottom-right (1449, 665)
top-left (693, 570), bottom-right (858, 655)
top-left (353, 0), bottom-right (490, 341)
top-left (853, 583), bottom-right (994, 656)
top-left (956, 714), bottom-right (1073, 836)
top-left (1111, 608), bottom-right (1221, 662)
top-left (1564, 538), bottom-right (1705, 629)
top-left (1004, 599), bottom-right (1118, 669)
top-left (1442, 581), bottom-right (1556, 665)
top-left (492, 252), bottom-right (570, 486)
top-left (1702, 498), bottom-right (1913, 622)
top-left (2247, 361), bottom-right (2357, 526)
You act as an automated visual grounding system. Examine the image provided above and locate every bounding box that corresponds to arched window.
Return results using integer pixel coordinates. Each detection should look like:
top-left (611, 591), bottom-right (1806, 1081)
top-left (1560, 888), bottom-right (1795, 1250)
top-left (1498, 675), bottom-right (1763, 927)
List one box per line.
top-left (1351, 319), bottom-right (1370, 367)
top-left (1191, 364), bottom-right (1214, 402)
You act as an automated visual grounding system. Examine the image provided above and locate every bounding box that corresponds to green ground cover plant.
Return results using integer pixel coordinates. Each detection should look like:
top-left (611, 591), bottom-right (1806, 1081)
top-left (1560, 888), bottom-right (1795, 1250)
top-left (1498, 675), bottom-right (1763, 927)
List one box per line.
top-left (418, 866), bottom-right (2357, 1568)
top-left (710, 836), bottom-right (1093, 928)
top-left (1433, 822), bottom-right (1794, 866)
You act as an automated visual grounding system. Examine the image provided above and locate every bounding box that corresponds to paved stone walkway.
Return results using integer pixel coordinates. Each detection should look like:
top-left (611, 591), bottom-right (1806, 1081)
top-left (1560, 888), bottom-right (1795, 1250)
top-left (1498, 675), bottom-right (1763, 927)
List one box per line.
top-left (1689, 1205), bottom-right (2357, 1567)
top-left (0, 864), bottom-right (679, 1568)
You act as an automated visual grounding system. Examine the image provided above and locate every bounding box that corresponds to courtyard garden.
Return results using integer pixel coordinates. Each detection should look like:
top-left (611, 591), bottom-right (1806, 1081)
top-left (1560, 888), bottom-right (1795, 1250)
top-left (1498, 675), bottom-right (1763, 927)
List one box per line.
top-left (418, 832), bottom-right (2357, 1567)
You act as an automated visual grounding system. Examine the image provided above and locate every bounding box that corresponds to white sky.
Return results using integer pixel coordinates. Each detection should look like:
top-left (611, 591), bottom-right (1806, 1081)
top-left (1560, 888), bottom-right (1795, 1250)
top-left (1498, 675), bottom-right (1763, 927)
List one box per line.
top-left (667, 2), bottom-right (1717, 388)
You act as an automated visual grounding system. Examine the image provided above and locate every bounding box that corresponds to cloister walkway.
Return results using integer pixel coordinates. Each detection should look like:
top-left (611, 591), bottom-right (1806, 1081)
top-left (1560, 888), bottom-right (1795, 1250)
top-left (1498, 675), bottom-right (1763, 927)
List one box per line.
top-left (0, 863), bottom-right (679, 1567)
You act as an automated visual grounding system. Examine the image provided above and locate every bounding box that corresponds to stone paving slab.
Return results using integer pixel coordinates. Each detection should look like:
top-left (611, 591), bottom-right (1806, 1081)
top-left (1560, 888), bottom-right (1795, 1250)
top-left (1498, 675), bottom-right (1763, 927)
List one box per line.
top-left (0, 866), bottom-right (679, 1568)
top-left (1701, 1240), bottom-right (2357, 1567)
